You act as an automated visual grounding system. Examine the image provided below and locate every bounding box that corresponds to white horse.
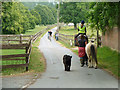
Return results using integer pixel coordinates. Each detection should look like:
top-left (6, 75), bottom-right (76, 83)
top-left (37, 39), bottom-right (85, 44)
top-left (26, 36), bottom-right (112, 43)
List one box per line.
top-left (85, 41), bottom-right (98, 69)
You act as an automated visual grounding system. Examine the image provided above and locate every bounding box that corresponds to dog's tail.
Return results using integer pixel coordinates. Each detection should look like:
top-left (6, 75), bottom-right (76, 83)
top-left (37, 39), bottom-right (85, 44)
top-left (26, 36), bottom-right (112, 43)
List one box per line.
top-left (90, 45), bottom-right (98, 64)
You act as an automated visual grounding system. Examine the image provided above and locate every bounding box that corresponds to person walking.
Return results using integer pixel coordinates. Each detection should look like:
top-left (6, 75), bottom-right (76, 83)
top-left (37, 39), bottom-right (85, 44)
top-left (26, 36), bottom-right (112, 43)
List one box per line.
top-left (78, 34), bottom-right (87, 67)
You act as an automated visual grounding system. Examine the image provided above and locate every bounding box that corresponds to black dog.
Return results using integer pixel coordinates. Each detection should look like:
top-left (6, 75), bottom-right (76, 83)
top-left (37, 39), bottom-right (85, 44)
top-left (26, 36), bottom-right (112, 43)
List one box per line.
top-left (63, 55), bottom-right (72, 71)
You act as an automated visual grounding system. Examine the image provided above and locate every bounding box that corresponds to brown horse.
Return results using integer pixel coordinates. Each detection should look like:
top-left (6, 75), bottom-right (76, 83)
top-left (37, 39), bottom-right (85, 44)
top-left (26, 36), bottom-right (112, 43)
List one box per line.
top-left (74, 34), bottom-right (88, 46)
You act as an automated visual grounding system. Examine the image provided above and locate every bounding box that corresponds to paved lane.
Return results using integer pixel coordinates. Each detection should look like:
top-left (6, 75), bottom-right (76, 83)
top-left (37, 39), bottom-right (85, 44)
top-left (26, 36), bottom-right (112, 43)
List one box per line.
top-left (27, 27), bottom-right (118, 88)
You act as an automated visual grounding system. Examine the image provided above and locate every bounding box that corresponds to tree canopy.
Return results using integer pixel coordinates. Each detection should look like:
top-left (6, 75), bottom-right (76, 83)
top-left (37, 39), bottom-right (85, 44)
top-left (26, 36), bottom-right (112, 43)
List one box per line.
top-left (59, 2), bottom-right (88, 29)
top-left (2, 2), bottom-right (57, 34)
top-left (34, 4), bottom-right (56, 25)
top-left (88, 2), bottom-right (120, 34)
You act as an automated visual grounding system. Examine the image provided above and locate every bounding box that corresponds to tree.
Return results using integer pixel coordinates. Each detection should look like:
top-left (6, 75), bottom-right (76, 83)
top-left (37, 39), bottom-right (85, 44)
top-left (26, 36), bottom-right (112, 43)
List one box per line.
top-left (34, 4), bottom-right (56, 25)
top-left (2, 2), bottom-right (37, 34)
top-left (88, 2), bottom-right (119, 47)
top-left (30, 9), bottom-right (41, 25)
top-left (60, 2), bottom-right (88, 29)
top-left (2, 2), bottom-right (23, 34)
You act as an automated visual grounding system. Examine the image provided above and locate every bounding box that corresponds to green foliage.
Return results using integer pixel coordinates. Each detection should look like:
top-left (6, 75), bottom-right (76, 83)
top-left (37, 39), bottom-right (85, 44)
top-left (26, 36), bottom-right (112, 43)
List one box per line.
top-left (22, 2), bottom-right (56, 9)
top-left (30, 9), bottom-right (41, 25)
top-left (2, 2), bottom-right (56, 34)
top-left (34, 4), bottom-right (56, 25)
top-left (60, 2), bottom-right (88, 28)
top-left (88, 2), bottom-right (119, 33)
top-left (2, 2), bottom-right (36, 34)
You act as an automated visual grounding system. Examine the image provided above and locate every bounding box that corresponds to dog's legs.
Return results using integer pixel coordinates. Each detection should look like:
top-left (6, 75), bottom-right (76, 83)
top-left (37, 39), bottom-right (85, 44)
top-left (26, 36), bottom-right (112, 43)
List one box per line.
top-left (65, 65), bottom-right (67, 71)
top-left (68, 65), bottom-right (70, 71)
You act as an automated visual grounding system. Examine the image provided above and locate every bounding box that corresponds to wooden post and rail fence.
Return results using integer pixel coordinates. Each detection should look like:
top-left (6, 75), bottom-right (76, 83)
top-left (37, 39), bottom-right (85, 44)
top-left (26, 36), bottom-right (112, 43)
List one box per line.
top-left (0, 35), bottom-right (32, 71)
top-left (58, 33), bottom-right (101, 46)
top-left (0, 24), bottom-right (57, 71)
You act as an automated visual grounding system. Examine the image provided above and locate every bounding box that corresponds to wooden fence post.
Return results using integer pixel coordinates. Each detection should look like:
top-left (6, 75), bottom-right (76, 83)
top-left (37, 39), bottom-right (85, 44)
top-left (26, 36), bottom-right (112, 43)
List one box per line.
top-left (26, 46), bottom-right (29, 71)
top-left (20, 34), bottom-right (22, 44)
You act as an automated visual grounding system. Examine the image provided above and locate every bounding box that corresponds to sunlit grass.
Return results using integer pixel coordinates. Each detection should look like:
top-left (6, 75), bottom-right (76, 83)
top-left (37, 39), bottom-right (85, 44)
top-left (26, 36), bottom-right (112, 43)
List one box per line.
top-left (59, 25), bottom-right (102, 38)
top-left (24, 25), bottom-right (47, 35)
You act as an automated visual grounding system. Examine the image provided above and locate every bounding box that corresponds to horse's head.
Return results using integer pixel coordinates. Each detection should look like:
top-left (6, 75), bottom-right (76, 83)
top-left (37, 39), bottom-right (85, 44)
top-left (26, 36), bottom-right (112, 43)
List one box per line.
top-left (91, 40), bottom-right (94, 43)
top-left (90, 38), bottom-right (97, 43)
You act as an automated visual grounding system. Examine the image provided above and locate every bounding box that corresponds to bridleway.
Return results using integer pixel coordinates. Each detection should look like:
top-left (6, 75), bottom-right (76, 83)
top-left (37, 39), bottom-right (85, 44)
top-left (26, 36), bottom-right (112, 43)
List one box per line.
top-left (27, 27), bottom-right (118, 88)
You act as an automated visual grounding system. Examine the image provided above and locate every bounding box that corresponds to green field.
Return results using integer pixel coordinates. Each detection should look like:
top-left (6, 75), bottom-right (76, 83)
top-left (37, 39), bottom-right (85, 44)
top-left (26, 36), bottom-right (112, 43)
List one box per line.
top-left (24, 25), bottom-right (47, 35)
top-left (58, 25), bottom-right (119, 78)
top-left (59, 25), bottom-right (102, 37)
top-left (59, 26), bottom-right (78, 35)
top-left (1, 25), bottom-right (48, 75)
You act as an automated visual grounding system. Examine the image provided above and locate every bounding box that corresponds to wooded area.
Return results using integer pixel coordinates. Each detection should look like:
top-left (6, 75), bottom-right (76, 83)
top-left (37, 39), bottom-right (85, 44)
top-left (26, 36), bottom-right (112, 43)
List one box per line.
top-left (59, 2), bottom-right (120, 32)
top-left (2, 2), bottom-right (57, 34)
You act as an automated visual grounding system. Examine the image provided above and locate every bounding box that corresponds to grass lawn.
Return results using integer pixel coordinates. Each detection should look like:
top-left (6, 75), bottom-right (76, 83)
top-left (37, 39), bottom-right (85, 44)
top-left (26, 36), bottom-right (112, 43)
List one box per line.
top-left (57, 25), bottom-right (119, 78)
top-left (1, 25), bottom-right (49, 75)
top-left (24, 25), bottom-right (47, 35)
top-left (59, 25), bottom-right (102, 37)
top-left (59, 26), bottom-right (78, 35)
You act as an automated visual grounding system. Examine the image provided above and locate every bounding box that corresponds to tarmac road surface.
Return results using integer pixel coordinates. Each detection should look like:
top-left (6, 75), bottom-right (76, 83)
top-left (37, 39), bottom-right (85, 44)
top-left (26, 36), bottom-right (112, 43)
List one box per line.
top-left (27, 27), bottom-right (118, 88)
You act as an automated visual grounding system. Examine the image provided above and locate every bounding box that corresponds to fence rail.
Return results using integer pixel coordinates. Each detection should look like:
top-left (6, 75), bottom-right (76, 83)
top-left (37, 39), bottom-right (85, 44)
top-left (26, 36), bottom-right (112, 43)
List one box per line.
top-left (0, 37), bottom-right (32, 71)
top-left (58, 33), bottom-right (100, 46)
top-left (0, 24), bottom-right (56, 71)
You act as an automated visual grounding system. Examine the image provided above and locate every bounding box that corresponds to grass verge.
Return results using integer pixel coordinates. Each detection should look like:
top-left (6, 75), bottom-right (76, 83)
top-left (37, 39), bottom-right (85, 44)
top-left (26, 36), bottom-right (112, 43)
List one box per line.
top-left (97, 47), bottom-right (119, 78)
top-left (28, 35), bottom-right (46, 73)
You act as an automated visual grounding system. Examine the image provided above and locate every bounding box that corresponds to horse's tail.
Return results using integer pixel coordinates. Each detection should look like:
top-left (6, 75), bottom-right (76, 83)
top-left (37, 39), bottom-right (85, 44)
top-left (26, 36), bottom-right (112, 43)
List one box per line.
top-left (90, 45), bottom-right (98, 64)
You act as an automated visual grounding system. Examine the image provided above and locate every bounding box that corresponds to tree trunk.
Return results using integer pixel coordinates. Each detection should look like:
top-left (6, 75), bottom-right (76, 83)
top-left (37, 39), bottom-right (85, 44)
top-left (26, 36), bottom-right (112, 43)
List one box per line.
top-left (74, 23), bottom-right (77, 30)
top-left (97, 28), bottom-right (99, 48)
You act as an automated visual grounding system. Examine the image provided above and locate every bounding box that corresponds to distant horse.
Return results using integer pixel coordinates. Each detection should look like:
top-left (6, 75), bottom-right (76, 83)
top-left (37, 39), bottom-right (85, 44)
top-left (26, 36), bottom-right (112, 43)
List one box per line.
top-left (85, 41), bottom-right (98, 69)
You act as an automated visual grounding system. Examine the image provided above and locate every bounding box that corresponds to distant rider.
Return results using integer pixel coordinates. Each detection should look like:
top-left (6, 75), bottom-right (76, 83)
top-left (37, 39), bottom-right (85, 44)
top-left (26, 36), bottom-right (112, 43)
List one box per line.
top-left (48, 30), bottom-right (52, 40)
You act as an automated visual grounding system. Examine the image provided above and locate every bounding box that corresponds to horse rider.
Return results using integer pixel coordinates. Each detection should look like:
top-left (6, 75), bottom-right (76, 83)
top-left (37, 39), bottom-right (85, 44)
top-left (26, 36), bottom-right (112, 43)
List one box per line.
top-left (75, 20), bottom-right (86, 38)
top-left (78, 20), bottom-right (88, 43)
top-left (78, 20), bottom-right (86, 35)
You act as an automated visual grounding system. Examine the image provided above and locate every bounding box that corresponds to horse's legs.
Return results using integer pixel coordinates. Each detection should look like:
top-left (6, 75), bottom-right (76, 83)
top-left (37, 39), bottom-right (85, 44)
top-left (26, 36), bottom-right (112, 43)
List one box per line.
top-left (88, 58), bottom-right (91, 68)
top-left (91, 58), bottom-right (94, 68)
top-left (94, 62), bottom-right (97, 69)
